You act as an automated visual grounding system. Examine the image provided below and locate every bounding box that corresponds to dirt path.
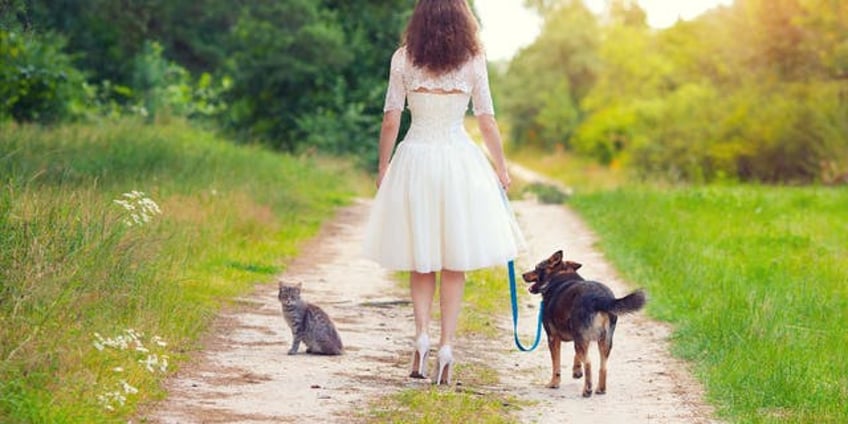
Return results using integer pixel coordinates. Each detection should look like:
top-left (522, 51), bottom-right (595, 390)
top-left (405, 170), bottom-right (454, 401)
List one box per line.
top-left (144, 171), bottom-right (720, 423)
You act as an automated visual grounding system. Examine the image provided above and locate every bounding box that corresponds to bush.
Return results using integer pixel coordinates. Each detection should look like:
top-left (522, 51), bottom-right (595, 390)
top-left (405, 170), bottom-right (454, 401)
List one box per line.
top-left (129, 40), bottom-right (229, 122)
top-left (0, 30), bottom-right (89, 123)
top-left (581, 81), bottom-right (848, 184)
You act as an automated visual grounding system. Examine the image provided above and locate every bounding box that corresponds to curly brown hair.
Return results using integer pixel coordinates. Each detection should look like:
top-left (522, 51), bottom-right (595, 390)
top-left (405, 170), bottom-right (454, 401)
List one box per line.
top-left (403, 0), bottom-right (482, 74)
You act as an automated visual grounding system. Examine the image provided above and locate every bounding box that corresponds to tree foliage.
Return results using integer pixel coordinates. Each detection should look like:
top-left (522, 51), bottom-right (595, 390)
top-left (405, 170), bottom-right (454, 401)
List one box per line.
top-left (499, 1), bottom-right (599, 148)
top-left (501, 0), bottom-right (848, 184)
top-left (0, 30), bottom-right (88, 122)
top-left (1, 0), bottom-right (413, 163)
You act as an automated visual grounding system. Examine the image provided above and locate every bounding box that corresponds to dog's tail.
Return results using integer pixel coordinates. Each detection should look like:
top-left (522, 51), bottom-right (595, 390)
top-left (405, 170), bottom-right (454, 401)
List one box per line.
top-left (608, 289), bottom-right (646, 315)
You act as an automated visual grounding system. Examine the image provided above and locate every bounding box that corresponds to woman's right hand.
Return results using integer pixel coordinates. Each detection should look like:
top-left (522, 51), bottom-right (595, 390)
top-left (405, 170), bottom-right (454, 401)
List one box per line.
top-left (498, 169), bottom-right (511, 191)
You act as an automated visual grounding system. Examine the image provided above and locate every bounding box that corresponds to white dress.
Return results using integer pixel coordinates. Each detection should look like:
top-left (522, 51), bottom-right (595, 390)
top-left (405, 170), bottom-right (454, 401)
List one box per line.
top-left (362, 47), bottom-right (525, 273)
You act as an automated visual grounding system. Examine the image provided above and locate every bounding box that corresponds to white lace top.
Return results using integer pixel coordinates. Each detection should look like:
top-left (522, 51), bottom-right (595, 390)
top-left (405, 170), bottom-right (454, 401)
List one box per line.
top-left (382, 47), bottom-right (495, 116)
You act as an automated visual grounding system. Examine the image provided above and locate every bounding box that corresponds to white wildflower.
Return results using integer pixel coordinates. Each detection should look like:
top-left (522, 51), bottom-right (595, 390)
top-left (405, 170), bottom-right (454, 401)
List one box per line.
top-left (136, 353), bottom-right (169, 373)
top-left (139, 354), bottom-right (158, 373)
top-left (93, 333), bottom-right (106, 351)
top-left (113, 191), bottom-right (162, 227)
top-left (94, 331), bottom-right (170, 410)
top-left (97, 393), bottom-right (115, 411)
top-left (97, 390), bottom-right (127, 410)
top-left (113, 199), bottom-right (134, 210)
top-left (120, 380), bottom-right (139, 395)
top-left (139, 198), bottom-right (161, 215)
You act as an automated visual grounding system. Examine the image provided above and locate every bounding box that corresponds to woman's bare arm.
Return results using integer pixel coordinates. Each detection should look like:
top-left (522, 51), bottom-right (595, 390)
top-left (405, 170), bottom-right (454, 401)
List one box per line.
top-left (377, 110), bottom-right (402, 188)
top-left (477, 113), bottom-right (511, 190)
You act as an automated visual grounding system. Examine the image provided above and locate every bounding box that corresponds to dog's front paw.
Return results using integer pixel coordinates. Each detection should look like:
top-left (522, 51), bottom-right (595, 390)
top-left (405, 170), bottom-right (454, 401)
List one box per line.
top-left (582, 389), bottom-right (593, 398)
top-left (546, 379), bottom-right (561, 389)
top-left (572, 369), bottom-right (583, 379)
top-left (594, 388), bottom-right (606, 395)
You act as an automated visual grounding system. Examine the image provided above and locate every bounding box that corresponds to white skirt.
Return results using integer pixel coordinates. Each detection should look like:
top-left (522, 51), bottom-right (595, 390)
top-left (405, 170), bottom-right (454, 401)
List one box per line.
top-left (362, 131), bottom-right (526, 273)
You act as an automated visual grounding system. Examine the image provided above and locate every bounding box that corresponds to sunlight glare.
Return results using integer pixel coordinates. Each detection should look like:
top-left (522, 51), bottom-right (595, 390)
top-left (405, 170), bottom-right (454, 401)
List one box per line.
top-left (476, 0), bottom-right (734, 61)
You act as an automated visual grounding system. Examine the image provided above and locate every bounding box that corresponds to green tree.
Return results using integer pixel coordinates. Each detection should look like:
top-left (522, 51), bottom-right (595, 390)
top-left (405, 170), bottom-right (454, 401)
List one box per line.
top-left (0, 30), bottom-right (88, 122)
top-left (500, 1), bottom-right (600, 148)
top-left (222, 0), bottom-right (350, 149)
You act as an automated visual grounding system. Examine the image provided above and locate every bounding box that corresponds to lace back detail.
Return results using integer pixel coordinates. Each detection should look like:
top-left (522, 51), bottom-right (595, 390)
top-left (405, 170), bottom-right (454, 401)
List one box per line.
top-left (383, 47), bottom-right (494, 116)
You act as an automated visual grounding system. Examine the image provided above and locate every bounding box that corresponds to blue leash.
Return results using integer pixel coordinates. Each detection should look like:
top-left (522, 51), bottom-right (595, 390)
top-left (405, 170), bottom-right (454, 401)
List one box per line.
top-left (507, 260), bottom-right (544, 351)
top-left (500, 187), bottom-right (544, 352)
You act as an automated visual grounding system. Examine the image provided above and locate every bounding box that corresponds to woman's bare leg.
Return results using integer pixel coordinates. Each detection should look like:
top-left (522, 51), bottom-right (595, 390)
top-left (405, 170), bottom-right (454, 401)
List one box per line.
top-left (410, 271), bottom-right (436, 337)
top-left (438, 270), bottom-right (466, 347)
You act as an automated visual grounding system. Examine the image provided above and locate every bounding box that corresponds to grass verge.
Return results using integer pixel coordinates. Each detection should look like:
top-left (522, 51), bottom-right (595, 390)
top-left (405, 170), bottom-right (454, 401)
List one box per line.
top-left (0, 119), bottom-right (359, 422)
top-left (366, 386), bottom-right (521, 424)
top-left (568, 186), bottom-right (847, 422)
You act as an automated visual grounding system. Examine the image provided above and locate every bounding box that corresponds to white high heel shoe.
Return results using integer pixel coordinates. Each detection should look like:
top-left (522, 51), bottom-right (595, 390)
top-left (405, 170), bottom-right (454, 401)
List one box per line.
top-left (409, 334), bottom-right (430, 379)
top-left (433, 345), bottom-right (453, 385)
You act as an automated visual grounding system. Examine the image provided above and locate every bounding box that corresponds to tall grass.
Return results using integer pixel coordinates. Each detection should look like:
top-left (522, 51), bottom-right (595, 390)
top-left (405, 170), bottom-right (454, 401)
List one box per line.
top-left (0, 119), bottom-right (358, 422)
top-left (568, 186), bottom-right (848, 423)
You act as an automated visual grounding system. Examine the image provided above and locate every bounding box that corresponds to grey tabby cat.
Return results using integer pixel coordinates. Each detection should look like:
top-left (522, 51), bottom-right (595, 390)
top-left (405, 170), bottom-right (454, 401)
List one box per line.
top-left (277, 281), bottom-right (343, 355)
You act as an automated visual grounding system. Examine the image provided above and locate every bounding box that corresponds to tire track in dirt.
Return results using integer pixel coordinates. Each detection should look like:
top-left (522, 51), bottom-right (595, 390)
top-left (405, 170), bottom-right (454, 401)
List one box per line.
top-left (143, 178), bottom-right (720, 422)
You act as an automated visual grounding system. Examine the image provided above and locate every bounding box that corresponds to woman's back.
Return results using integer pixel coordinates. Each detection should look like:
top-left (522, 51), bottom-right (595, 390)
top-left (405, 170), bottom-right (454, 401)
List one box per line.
top-left (383, 47), bottom-right (494, 118)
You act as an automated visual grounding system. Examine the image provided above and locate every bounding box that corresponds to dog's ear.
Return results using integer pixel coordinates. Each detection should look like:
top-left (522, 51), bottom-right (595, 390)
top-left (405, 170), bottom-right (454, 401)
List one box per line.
top-left (565, 260), bottom-right (582, 271)
top-left (549, 250), bottom-right (563, 264)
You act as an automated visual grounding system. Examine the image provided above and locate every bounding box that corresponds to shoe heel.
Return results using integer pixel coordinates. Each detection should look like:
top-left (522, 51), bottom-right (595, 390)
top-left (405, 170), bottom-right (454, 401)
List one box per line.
top-left (433, 345), bottom-right (453, 385)
top-left (409, 334), bottom-right (429, 379)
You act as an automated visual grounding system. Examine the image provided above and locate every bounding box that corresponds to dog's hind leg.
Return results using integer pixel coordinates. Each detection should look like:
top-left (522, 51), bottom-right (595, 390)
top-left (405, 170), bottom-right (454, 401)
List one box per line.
top-left (572, 354), bottom-right (583, 379)
top-left (574, 339), bottom-right (592, 397)
top-left (596, 316), bottom-right (616, 395)
top-left (546, 334), bottom-right (562, 388)
top-left (596, 333), bottom-right (611, 394)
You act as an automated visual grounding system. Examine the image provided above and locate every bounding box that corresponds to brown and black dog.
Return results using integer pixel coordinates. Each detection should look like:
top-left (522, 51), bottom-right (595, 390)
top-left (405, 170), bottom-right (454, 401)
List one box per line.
top-left (522, 250), bottom-right (646, 397)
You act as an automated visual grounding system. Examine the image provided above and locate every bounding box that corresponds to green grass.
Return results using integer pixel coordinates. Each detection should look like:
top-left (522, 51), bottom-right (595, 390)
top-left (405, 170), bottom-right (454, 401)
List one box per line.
top-left (569, 185), bottom-right (848, 423)
top-left (365, 386), bottom-right (521, 424)
top-left (0, 119), bottom-right (359, 422)
top-left (462, 268), bottom-right (514, 338)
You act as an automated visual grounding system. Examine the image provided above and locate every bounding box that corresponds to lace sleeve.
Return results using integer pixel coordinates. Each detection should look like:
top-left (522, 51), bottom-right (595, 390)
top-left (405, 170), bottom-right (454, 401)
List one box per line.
top-left (383, 48), bottom-right (406, 112)
top-left (471, 54), bottom-right (495, 116)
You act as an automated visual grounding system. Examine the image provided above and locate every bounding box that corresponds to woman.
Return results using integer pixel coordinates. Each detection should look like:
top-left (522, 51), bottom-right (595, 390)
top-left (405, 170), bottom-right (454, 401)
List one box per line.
top-left (363, 0), bottom-right (525, 385)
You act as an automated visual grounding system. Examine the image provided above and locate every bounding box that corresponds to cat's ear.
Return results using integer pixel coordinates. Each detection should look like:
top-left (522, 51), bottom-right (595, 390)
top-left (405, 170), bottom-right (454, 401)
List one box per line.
top-left (278, 280), bottom-right (284, 289)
